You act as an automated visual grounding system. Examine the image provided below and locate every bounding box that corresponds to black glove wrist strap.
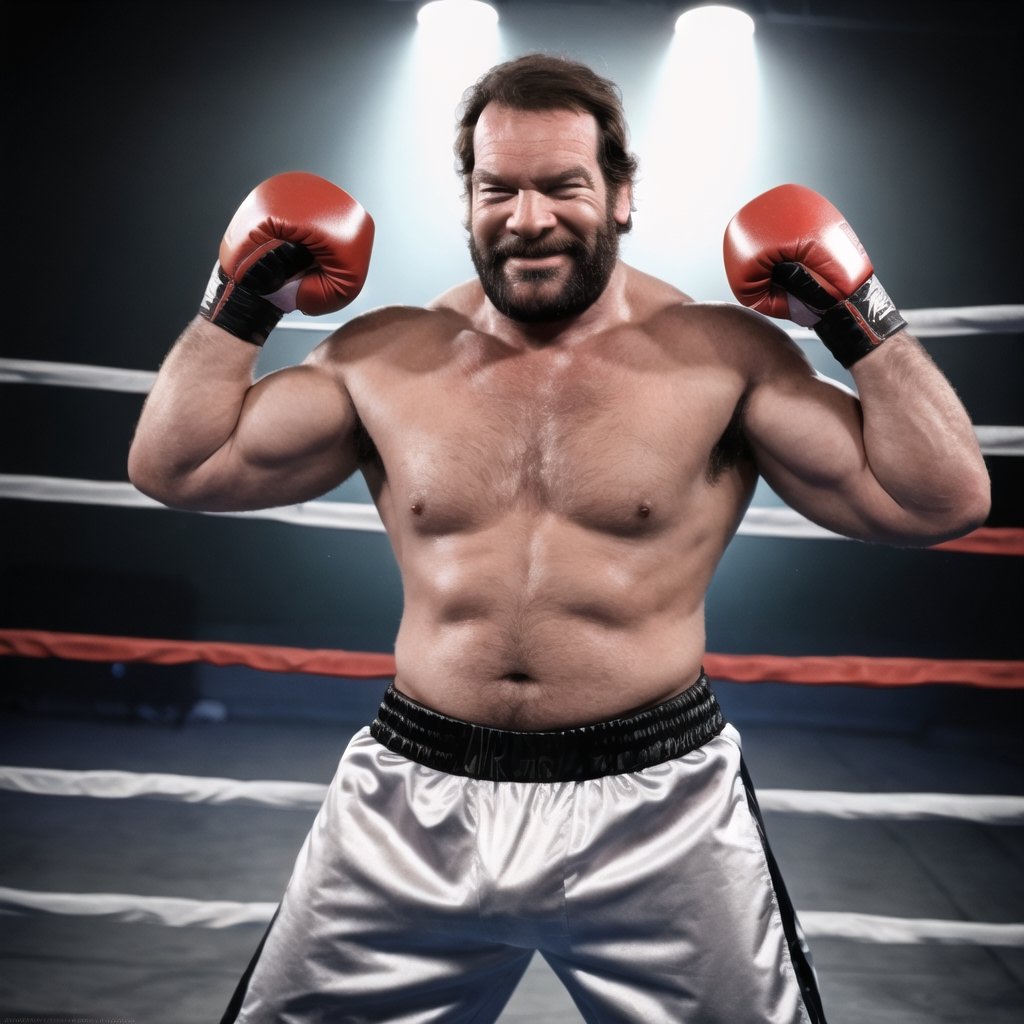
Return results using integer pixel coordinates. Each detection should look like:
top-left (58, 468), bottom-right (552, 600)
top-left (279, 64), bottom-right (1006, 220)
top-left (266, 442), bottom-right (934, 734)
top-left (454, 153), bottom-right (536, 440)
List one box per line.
top-left (771, 263), bottom-right (907, 368)
top-left (198, 268), bottom-right (280, 346)
top-left (198, 241), bottom-right (314, 347)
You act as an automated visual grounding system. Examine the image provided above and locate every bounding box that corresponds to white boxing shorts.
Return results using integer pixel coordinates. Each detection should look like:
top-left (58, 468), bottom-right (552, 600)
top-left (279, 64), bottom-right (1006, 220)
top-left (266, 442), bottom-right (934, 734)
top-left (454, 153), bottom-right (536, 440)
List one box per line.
top-left (222, 674), bottom-right (827, 1023)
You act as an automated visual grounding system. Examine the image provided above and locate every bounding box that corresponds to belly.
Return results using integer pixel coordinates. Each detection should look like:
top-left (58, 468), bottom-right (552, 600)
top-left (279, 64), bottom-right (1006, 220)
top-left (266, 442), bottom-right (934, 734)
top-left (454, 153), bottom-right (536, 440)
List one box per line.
top-left (392, 513), bottom-right (715, 728)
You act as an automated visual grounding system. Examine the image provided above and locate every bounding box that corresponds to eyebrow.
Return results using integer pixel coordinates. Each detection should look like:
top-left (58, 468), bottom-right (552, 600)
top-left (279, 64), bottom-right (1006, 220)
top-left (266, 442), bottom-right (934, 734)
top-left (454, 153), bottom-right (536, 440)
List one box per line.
top-left (472, 165), bottom-right (597, 189)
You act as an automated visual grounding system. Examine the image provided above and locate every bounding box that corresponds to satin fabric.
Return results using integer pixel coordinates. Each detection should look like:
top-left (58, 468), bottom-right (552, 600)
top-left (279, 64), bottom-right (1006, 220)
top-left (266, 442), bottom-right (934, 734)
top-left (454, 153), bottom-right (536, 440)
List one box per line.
top-left (231, 724), bottom-right (814, 1023)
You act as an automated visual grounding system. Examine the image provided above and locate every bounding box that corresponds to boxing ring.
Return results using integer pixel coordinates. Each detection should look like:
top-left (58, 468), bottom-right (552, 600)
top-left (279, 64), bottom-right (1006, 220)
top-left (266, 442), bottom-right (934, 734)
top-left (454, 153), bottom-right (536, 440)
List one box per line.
top-left (1, 302), bottom-right (1022, 1021)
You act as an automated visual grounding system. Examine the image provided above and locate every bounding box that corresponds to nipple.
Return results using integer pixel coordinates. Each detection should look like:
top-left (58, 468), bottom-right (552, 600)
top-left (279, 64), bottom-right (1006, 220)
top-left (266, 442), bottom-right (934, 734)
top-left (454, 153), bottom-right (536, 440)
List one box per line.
top-left (637, 503), bottom-right (651, 518)
top-left (410, 499), bottom-right (425, 516)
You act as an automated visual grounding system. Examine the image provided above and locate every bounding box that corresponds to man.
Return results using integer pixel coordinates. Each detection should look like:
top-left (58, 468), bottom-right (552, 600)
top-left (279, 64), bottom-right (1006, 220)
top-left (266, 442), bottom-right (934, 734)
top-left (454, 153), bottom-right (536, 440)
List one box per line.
top-left (129, 54), bottom-right (989, 1024)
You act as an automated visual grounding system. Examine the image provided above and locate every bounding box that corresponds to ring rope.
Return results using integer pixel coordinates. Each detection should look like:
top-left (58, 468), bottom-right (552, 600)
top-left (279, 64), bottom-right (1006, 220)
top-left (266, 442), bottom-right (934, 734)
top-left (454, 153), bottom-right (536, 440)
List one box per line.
top-left (0, 358), bottom-right (157, 394)
top-left (0, 885), bottom-right (277, 929)
top-left (1, 302), bottom-right (1021, 393)
top-left (2, 359), bottom-right (1021, 458)
top-left (756, 789), bottom-right (1024, 823)
top-left (273, 303), bottom-right (1024, 339)
top-left (796, 913), bottom-right (1024, 947)
top-left (0, 766), bottom-right (328, 810)
top-left (2, 629), bottom-right (1022, 687)
top-left (3, 475), bottom-right (1021, 554)
top-left (0, 474), bottom-right (386, 532)
top-left (2, 765), bottom-right (1020, 823)
top-left (974, 425), bottom-right (1024, 456)
top-left (0, 884), bottom-right (1018, 945)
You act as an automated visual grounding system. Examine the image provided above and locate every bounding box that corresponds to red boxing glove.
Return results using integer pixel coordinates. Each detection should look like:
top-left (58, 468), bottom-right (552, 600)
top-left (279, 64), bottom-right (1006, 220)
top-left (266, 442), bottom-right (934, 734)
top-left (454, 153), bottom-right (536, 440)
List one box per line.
top-left (723, 183), bottom-right (906, 367)
top-left (200, 171), bottom-right (375, 346)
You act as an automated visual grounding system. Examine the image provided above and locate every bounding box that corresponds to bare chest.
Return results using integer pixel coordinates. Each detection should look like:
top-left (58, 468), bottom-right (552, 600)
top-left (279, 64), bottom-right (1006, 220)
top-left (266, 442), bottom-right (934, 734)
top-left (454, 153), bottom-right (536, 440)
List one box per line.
top-left (357, 341), bottom-right (744, 534)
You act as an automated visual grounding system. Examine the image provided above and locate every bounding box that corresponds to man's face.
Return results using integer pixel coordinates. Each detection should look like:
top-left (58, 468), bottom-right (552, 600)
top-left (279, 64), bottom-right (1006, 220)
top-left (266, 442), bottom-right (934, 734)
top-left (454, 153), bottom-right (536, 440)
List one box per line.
top-left (468, 104), bottom-right (632, 324)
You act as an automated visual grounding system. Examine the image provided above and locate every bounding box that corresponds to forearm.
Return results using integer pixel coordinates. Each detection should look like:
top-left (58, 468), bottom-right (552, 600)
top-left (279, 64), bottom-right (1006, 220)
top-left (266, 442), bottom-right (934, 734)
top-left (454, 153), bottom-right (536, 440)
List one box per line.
top-left (128, 317), bottom-right (260, 505)
top-left (851, 332), bottom-right (990, 535)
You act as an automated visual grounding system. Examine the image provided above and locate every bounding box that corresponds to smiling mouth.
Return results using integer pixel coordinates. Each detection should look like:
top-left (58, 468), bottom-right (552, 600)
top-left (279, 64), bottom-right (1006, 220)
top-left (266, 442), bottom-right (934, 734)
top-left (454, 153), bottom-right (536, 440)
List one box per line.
top-left (506, 253), bottom-right (568, 269)
top-left (506, 261), bottom-right (566, 285)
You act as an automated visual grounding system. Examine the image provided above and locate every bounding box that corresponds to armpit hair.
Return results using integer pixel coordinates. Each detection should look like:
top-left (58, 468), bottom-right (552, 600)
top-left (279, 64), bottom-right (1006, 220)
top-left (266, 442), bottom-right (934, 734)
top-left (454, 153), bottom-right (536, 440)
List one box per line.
top-left (706, 390), bottom-right (753, 485)
top-left (354, 416), bottom-right (384, 473)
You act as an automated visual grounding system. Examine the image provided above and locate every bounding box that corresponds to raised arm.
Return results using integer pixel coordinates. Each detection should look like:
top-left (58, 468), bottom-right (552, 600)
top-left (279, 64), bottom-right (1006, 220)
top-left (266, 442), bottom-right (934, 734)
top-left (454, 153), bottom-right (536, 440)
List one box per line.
top-left (723, 184), bottom-right (990, 546)
top-left (128, 172), bottom-right (374, 512)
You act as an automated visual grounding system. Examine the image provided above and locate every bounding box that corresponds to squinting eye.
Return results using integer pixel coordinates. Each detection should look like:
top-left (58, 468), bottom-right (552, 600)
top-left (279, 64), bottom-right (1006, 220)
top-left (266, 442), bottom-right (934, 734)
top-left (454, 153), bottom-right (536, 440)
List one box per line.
top-left (551, 183), bottom-right (588, 197)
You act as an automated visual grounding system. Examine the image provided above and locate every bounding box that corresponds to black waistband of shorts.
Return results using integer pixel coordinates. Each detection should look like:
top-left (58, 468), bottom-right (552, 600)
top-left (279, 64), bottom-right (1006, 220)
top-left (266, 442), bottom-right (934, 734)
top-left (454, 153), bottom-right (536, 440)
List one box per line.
top-left (369, 672), bottom-right (725, 782)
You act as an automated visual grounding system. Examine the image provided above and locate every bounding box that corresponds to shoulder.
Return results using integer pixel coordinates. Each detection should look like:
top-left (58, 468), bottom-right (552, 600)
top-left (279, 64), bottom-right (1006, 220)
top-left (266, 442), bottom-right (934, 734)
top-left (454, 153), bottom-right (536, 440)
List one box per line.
top-left (304, 301), bottom-right (469, 369)
top-left (620, 264), bottom-right (771, 341)
top-left (643, 292), bottom-right (810, 377)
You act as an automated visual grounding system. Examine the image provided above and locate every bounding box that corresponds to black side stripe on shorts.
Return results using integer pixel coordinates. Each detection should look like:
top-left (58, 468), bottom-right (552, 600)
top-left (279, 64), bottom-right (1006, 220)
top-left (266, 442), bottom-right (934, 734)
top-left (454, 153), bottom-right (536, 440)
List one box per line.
top-left (741, 758), bottom-right (829, 1024)
top-left (220, 907), bottom-right (279, 1024)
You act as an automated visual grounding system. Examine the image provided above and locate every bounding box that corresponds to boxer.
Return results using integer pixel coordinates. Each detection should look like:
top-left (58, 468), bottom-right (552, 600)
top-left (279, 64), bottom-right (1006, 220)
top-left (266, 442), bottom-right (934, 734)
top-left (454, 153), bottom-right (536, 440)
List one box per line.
top-left (129, 54), bottom-right (989, 1024)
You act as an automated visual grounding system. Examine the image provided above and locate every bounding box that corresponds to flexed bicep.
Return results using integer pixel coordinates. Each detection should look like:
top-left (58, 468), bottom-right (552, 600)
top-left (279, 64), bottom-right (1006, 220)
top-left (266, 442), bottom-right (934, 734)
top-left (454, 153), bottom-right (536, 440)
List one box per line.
top-left (725, 183), bottom-right (989, 545)
top-left (202, 357), bottom-right (363, 511)
top-left (744, 362), bottom-right (902, 541)
top-left (129, 324), bottom-right (364, 513)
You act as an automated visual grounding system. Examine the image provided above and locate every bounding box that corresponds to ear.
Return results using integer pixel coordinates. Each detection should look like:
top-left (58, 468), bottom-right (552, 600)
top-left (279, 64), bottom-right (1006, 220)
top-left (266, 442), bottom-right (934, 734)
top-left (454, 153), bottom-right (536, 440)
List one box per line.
top-left (612, 183), bottom-right (632, 227)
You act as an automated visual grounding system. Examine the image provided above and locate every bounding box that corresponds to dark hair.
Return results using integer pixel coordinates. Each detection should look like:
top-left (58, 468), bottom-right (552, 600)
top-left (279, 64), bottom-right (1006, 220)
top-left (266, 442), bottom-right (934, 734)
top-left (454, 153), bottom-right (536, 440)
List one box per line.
top-left (455, 53), bottom-right (639, 199)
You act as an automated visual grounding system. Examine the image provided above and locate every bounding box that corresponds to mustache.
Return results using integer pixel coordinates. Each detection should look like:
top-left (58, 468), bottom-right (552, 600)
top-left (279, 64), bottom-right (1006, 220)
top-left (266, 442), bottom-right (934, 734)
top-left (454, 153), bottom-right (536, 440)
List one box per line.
top-left (491, 238), bottom-right (581, 262)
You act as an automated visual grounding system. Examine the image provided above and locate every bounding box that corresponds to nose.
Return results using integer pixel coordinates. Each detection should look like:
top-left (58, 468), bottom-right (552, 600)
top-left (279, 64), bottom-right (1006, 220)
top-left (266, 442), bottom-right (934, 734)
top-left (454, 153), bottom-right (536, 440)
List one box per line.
top-left (507, 189), bottom-right (556, 238)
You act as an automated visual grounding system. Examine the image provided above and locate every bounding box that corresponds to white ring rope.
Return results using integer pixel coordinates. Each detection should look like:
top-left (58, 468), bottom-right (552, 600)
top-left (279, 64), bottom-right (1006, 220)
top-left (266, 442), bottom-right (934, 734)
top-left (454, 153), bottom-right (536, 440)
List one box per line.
top-left (0, 303), bottom-right (1020, 395)
top-left (3, 474), bottom-right (1022, 544)
top-left (0, 886), bottom-right (277, 929)
top-left (0, 885), bottom-right (1019, 945)
top-left (756, 788), bottom-right (1024, 823)
top-left (0, 358), bottom-right (158, 394)
top-left (3, 767), bottom-right (1020, 941)
top-left (2, 765), bottom-right (1021, 823)
top-left (0, 765), bottom-right (328, 810)
top-left (797, 912), bottom-right (1024, 947)
top-left (274, 303), bottom-right (1024, 339)
top-left (974, 425), bottom-right (1024, 456)
top-left (0, 475), bottom-right (387, 532)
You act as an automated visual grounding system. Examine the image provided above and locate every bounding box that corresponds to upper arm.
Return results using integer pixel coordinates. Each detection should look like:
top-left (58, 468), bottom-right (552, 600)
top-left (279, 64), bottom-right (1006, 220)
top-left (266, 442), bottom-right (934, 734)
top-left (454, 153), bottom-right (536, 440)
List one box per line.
top-left (137, 329), bottom-right (364, 514)
top-left (738, 317), bottom-right (910, 541)
top-left (212, 343), bottom-right (362, 509)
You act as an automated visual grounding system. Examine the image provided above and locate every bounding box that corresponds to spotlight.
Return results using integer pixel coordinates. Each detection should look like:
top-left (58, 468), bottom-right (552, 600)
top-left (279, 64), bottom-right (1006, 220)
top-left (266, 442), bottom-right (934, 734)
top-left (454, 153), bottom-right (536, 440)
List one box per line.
top-left (674, 5), bottom-right (755, 39)
top-left (417, 0), bottom-right (499, 29)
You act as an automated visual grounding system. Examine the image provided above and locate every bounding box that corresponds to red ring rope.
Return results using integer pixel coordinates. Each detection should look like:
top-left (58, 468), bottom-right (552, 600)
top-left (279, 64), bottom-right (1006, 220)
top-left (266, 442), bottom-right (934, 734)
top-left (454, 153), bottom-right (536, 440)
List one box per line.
top-left (1, 629), bottom-right (1020, 688)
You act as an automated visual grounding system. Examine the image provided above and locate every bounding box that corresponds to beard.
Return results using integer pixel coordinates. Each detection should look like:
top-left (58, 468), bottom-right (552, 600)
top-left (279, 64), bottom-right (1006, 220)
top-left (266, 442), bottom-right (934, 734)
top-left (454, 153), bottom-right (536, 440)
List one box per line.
top-left (469, 211), bottom-right (620, 324)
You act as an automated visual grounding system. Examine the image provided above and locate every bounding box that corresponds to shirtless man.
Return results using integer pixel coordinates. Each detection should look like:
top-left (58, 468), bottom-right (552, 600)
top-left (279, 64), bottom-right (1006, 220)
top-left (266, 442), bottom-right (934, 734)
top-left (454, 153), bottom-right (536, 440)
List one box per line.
top-left (129, 54), bottom-right (989, 1024)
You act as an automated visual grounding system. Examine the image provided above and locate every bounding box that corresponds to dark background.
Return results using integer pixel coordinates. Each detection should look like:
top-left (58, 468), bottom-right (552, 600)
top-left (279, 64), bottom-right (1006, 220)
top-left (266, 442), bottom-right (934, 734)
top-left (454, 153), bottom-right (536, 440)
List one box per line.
top-left (2, 0), bottom-right (1021, 725)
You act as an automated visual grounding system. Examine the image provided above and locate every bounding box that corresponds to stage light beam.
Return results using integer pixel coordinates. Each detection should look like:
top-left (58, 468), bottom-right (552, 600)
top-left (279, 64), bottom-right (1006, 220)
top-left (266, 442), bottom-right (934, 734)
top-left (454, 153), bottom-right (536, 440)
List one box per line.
top-left (633, 4), bottom-right (761, 296)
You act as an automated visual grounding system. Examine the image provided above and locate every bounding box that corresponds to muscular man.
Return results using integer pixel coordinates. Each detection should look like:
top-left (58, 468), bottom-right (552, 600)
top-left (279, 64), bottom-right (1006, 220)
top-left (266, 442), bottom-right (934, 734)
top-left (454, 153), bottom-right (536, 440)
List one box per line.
top-left (128, 54), bottom-right (989, 1024)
